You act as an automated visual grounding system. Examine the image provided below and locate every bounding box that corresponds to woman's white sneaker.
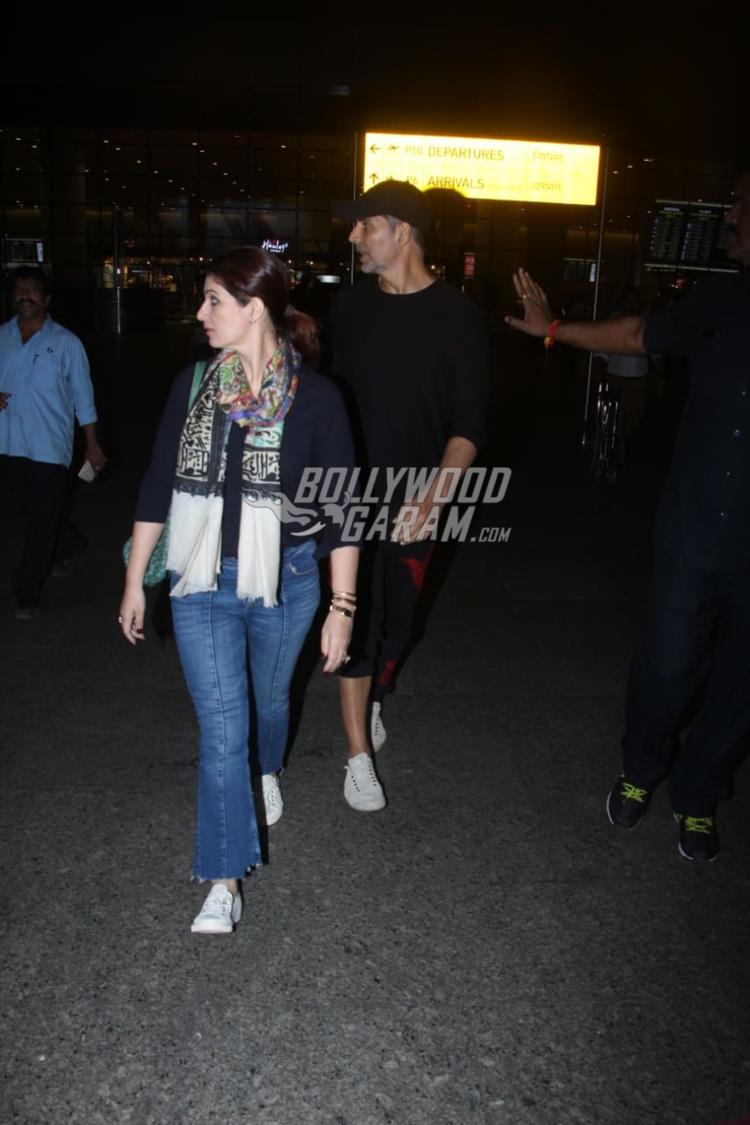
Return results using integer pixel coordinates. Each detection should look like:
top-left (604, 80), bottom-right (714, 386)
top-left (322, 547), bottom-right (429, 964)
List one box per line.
top-left (261, 773), bottom-right (283, 826)
top-left (370, 701), bottom-right (387, 752)
top-left (191, 883), bottom-right (242, 934)
top-left (344, 752), bottom-right (386, 812)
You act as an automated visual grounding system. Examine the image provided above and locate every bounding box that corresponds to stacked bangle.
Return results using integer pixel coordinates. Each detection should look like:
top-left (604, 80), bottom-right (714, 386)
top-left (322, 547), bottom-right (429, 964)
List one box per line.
top-left (330, 590), bottom-right (357, 619)
top-left (330, 603), bottom-right (355, 618)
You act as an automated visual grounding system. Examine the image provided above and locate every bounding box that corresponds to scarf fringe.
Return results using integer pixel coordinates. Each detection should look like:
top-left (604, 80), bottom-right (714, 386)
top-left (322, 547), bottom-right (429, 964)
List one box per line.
top-left (167, 492), bottom-right (223, 596)
top-left (236, 499), bottom-right (282, 607)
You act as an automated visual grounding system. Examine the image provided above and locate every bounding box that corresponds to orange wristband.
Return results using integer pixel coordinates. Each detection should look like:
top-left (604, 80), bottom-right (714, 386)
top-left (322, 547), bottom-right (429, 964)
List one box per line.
top-left (544, 319), bottom-right (563, 349)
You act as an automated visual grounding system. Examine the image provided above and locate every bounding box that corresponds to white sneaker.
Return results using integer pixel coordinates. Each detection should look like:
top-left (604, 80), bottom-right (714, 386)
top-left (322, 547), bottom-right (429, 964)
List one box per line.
top-left (344, 752), bottom-right (386, 812)
top-left (191, 883), bottom-right (242, 934)
top-left (370, 701), bottom-right (387, 752)
top-left (261, 773), bottom-right (283, 827)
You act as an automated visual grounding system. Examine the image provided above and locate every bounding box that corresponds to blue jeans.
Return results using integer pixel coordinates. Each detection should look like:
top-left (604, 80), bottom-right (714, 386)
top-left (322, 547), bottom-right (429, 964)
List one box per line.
top-left (170, 542), bottom-right (320, 880)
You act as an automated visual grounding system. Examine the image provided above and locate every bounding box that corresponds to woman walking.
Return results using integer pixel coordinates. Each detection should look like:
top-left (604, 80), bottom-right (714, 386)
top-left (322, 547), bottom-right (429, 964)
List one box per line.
top-left (119, 248), bottom-right (359, 933)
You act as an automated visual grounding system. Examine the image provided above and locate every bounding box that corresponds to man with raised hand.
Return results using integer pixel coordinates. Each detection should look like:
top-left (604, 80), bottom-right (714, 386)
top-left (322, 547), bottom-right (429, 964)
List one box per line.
top-left (506, 168), bottom-right (750, 862)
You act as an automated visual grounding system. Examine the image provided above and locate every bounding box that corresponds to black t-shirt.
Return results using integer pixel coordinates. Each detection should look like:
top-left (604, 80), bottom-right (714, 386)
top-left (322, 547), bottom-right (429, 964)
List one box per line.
top-left (644, 269), bottom-right (750, 570)
top-left (330, 278), bottom-right (489, 502)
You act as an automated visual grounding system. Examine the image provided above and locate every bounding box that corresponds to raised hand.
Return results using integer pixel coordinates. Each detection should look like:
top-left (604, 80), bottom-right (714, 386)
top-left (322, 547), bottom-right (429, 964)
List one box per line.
top-left (505, 269), bottom-right (554, 338)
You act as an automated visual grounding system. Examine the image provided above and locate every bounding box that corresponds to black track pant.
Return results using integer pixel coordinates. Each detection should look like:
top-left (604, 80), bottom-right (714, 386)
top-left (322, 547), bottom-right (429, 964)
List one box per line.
top-left (339, 539), bottom-right (434, 703)
top-left (622, 548), bottom-right (750, 816)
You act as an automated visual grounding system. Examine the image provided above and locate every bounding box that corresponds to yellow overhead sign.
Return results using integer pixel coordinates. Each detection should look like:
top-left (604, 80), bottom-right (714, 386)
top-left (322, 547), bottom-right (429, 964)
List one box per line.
top-left (363, 132), bottom-right (600, 206)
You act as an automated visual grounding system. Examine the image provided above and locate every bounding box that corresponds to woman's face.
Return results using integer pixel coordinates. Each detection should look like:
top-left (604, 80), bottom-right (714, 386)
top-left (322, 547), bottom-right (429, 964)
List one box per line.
top-left (196, 274), bottom-right (254, 350)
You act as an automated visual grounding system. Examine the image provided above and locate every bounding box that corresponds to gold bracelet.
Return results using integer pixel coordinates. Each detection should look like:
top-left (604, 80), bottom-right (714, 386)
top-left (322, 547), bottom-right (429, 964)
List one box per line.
top-left (331, 591), bottom-right (357, 602)
top-left (329, 602), bottom-right (355, 619)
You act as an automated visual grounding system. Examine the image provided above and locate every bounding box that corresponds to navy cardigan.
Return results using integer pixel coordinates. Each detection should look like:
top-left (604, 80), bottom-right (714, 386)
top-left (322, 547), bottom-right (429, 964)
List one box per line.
top-left (135, 361), bottom-right (356, 556)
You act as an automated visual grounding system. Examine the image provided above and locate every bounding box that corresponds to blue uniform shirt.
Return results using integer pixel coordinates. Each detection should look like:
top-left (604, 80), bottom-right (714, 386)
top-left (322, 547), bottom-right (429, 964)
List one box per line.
top-left (0, 315), bottom-right (97, 467)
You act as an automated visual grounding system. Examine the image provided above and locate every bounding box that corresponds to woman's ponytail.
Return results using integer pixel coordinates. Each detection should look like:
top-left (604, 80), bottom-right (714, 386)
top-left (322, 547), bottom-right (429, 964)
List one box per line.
top-left (282, 304), bottom-right (320, 369)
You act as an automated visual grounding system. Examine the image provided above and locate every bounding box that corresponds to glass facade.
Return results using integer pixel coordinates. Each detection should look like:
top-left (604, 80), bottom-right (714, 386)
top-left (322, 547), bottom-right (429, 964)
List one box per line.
top-left (0, 125), bottom-right (738, 327)
top-left (1, 126), bottom-right (356, 326)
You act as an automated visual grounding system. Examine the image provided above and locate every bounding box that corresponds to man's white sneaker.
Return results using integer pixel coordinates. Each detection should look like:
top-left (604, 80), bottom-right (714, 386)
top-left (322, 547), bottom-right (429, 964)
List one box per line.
top-left (344, 752), bottom-right (386, 812)
top-left (191, 883), bottom-right (242, 934)
top-left (261, 773), bottom-right (283, 827)
top-left (370, 701), bottom-right (387, 752)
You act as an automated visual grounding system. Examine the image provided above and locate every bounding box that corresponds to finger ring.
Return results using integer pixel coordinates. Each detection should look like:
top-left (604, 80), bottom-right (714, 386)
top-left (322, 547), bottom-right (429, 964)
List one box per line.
top-left (522, 293), bottom-right (530, 299)
top-left (118, 615), bottom-right (123, 623)
top-left (342, 655), bottom-right (351, 664)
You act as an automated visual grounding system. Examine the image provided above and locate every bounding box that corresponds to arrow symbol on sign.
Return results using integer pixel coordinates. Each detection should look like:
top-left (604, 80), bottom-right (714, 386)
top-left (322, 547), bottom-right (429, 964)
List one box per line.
top-left (369, 172), bottom-right (379, 184)
top-left (370, 145), bottom-right (380, 153)
top-left (387, 145), bottom-right (399, 151)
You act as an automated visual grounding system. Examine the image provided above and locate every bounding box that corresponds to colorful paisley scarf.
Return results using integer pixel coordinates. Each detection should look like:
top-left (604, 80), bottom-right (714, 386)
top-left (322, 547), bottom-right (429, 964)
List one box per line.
top-left (167, 339), bottom-right (300, 605)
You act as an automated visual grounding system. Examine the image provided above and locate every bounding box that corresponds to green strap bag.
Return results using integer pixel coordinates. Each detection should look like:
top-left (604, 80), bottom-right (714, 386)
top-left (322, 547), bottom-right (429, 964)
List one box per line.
top-left (122, 359), bottom-right (207, 586)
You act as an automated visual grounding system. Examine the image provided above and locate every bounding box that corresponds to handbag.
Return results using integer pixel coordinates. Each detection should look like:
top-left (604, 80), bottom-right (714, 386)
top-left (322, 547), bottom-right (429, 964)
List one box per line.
top-left (122, 359), bottom-right (207, 586)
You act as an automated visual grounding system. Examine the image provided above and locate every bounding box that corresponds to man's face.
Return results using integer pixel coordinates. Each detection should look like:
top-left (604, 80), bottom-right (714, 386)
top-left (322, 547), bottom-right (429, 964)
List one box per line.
top-left (13, 279), bottom-right (49, 321)
top-left (348, 214), bottom-right (405, 275)
top-left (726, 172), bottom-right (750, 267)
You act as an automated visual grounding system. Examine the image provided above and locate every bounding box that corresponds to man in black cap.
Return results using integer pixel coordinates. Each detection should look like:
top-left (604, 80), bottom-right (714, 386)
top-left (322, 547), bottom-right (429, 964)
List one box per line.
top-left (330, 180), bottom-right (488, 811)
top-left (505, 168), bottom-right (750, 862)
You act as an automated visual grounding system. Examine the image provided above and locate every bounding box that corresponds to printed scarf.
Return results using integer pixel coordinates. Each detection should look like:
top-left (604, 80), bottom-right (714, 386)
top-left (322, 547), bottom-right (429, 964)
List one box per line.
top-left (167, 340), bottom-right (299, 605)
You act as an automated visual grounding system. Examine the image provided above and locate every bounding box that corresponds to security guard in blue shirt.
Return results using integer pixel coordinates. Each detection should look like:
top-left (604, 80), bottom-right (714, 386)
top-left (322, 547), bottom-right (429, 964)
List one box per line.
top-left (0, 267), bottom-right (107, 618)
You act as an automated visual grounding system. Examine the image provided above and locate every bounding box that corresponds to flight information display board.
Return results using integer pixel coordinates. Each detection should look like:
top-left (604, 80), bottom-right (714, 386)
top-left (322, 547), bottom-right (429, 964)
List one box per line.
top-left (644, 200), bottom-right (735, 272)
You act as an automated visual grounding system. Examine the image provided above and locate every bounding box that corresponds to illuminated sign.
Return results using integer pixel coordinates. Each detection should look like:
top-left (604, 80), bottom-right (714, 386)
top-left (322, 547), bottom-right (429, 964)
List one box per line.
top-left (262, 239), bottom-right (289, 254)
top-left (363, 132), bottom-right (600, 206)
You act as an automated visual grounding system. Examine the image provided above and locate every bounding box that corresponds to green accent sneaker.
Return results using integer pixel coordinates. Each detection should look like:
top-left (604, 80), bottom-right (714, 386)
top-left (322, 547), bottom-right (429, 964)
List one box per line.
top-left (606, 773), bottom-right (652, 830)
top-left (674, 814), bottom-right (719, 863)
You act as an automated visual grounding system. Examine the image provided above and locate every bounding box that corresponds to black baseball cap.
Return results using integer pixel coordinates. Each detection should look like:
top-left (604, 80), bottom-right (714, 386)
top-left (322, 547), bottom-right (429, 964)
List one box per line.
top-left (332, 180), bottom-right (430, 229)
